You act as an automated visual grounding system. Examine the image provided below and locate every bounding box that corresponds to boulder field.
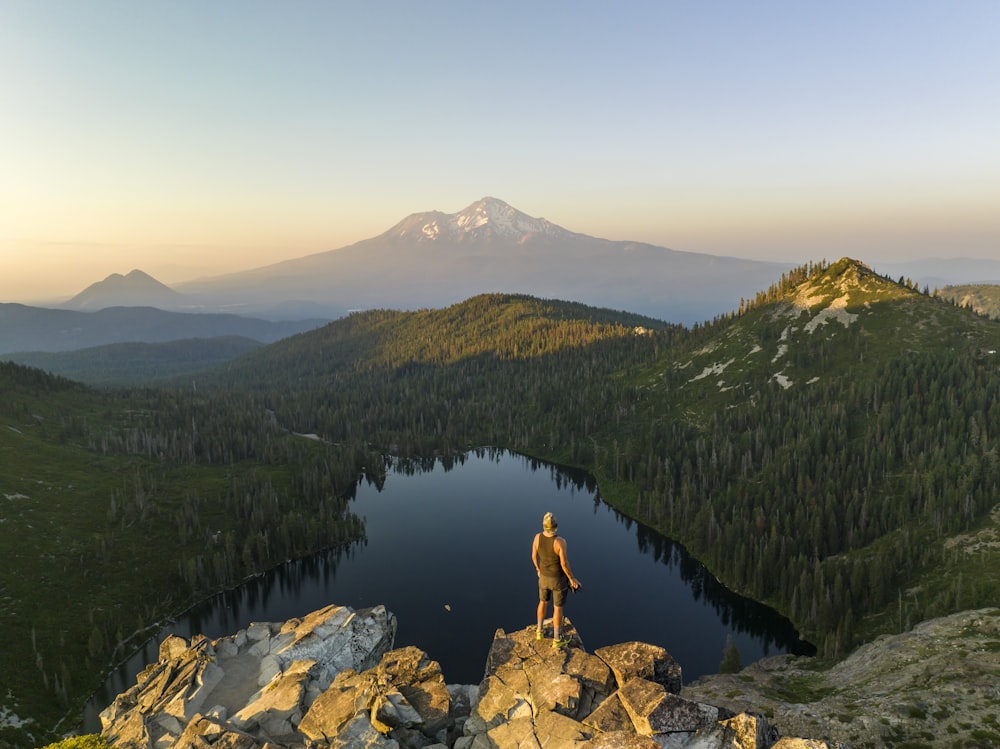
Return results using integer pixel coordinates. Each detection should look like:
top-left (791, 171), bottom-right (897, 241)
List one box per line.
top-left (99, 603), bottom-right (834, 748)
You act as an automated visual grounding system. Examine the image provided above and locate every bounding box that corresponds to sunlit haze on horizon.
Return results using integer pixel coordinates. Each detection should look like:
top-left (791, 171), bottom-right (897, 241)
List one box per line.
top-left (2, 2), bottom-right (998, 302)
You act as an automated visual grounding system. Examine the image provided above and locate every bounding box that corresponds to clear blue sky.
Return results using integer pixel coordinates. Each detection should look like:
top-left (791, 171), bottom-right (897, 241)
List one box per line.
top-left (2, 1), bottom-right (998, 300)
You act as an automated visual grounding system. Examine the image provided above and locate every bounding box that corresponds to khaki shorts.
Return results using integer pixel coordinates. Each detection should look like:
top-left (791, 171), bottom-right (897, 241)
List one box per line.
top-left (539, 575), bottom-right (569, 607)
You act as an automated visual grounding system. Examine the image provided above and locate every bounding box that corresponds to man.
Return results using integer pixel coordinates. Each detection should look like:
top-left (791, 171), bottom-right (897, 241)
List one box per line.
top-left (532, 511), bottom-right (581, 648)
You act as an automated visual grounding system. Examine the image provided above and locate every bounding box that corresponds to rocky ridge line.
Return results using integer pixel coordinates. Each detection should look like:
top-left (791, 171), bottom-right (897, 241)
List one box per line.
top-left (99, 603), bottom-right (835, 748)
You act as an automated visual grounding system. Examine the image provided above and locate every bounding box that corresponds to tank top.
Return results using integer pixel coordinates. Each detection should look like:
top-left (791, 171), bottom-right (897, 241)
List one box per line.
top-left (537, 533), bottom-right (564, 578)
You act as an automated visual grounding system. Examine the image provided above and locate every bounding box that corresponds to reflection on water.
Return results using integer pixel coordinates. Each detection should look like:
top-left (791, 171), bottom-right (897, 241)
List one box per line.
top-left (84, 449), bottom-right (812, 730)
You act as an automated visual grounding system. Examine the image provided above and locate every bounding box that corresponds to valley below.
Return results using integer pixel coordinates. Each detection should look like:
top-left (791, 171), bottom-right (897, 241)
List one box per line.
top-left (2, 258), bottom-right (1000, 749)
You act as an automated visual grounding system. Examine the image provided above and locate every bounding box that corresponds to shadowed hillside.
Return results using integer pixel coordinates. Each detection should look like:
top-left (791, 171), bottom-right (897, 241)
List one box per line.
top-left (2, 336), bottom-right (262, 386)
top-left (0, 304), bottom-right (327, 354)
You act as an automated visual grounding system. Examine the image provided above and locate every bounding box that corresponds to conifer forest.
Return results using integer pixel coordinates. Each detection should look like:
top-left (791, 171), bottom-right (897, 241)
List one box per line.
top-left (1, 260), bottom-right (999, 746)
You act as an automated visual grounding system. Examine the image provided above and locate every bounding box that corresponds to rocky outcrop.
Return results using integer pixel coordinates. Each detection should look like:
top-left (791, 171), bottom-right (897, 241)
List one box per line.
top-left (297, 645), bottom-right (456, 746)
top-left (461, 621), bottom-right (800, 748)
top-left (100, 604), bottom-right (396, 748)
top-left (683, 607), bottom-right (1000, 749)
top-left (101, 604), bottom-right (835, 748)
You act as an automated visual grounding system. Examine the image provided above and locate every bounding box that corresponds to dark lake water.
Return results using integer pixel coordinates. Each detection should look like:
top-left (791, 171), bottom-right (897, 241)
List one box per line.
top-left (84, 448), bottom-right (812, 730)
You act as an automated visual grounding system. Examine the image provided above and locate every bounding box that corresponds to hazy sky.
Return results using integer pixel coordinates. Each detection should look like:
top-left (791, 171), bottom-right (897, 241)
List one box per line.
top-left (2, 1), bottom-right (998, 301)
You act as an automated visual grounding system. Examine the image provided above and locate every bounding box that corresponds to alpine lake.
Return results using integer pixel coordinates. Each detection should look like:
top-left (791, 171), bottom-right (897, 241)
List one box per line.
top-left (85, 448), bottom-right (813, 729)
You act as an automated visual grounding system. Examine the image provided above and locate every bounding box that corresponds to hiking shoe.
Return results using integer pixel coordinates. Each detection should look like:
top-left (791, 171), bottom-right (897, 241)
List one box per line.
top-left (552, 635), bottom-right (571, 649)
top-left (536, 629), bottom-right (544, 641)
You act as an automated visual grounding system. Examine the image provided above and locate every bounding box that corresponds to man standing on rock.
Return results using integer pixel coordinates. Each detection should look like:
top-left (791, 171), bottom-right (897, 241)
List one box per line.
top-left (532, 511), bottom-right (581, 648)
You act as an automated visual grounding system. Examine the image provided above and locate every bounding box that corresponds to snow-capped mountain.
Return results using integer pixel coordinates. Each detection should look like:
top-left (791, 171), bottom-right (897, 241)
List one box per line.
top-left (172, 197), bottom-right (792, 324)
top-left (388, 197), bottom-right (577, 244)
top-left (41, 197), bottom-right (1000, 327)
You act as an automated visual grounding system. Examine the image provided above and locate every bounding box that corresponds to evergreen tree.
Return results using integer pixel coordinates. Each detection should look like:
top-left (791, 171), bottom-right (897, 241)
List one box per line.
top-left (719, 636), bottom-right (742, 674)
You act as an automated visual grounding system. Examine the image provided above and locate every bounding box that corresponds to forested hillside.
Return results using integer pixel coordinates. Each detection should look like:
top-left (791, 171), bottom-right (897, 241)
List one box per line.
top-left (1, 336), bottom-right (263, 386)
top-left (608, 260), bottom-right (1000, 656)
top-left (0, 298), bottom-right (668, 747)
top-left (190, 263), bottom-right (999, 659)
top-left (198, 260), bottom-right (1000, 659)
top-left (0, 304), bottom-right (326, 355)
top-left (2, 265), bottom-right (999, 747)
top-left (0, 364), bottom-right (369, 747)
top-left (937, 283), bottom-right (1000, 319)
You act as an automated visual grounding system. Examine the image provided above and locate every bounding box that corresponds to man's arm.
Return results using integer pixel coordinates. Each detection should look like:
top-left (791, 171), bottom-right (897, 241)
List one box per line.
top-left (531, 533), bottom-right (541, 576)
top-left (554, 538), bottom-right (580, 589)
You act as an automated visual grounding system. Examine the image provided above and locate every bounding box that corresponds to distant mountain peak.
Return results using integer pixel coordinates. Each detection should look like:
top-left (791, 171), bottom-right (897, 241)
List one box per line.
top-left (387, 197), bottom-right (575, 244)
top-left (176, 197), bottom-right (795, 325)
top-left (63, 269), bottom-right (185, 311)
top-left (786, 258), bottom-right (912, 314)
top-left (105, 269), bottom-right (162, 286)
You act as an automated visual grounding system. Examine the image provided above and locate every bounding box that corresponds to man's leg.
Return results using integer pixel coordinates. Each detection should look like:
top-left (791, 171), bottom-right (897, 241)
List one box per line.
top-left (537, 599), bottom-right (547, 633)
top-left (553, 604), bottom-right (563, 639)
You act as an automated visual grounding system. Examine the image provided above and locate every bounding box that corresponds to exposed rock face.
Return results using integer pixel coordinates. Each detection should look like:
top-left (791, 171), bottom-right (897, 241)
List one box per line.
top-left (459, 621), bottom-right (812, 748)
top-left (100, 604), bottom-right (834, 748)
top-left (297, 645), bottom-right (453, 745)
top-left (100, 604), bottom-right (396, 748)
top-left (594, 640), bottom-right (684, 696)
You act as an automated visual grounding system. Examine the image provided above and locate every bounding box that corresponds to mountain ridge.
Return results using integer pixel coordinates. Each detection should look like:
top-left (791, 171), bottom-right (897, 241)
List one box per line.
top-left (62, 269), bottom-right (186, 311)
top-left (3, 336), bottom-right (263, 385)
top-left (0, 303), bottom-right (328, 354)
top-left (382, 196), bottom-right (580, 244)
top-left (172, 197), bottom-right (791, 324)
top-left (30, 199), bottom-right (1000, 326)
top-left (644, 257), bottom-right (1000, 433)
top-left (937, 282), bottom-right (1000, 318)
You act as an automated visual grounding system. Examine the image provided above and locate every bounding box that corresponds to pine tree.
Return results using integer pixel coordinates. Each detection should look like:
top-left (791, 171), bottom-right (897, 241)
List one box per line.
top-left (719, 635), bottom-right (742, 674)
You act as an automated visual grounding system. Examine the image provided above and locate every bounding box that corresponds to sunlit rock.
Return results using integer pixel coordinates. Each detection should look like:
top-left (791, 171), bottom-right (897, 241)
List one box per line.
top-left (100, 604), bottom-right (833, 748)
top-left (101, 604), bottom-right (396, 748)
top-left (595, 640), bottom-right (683, 694)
